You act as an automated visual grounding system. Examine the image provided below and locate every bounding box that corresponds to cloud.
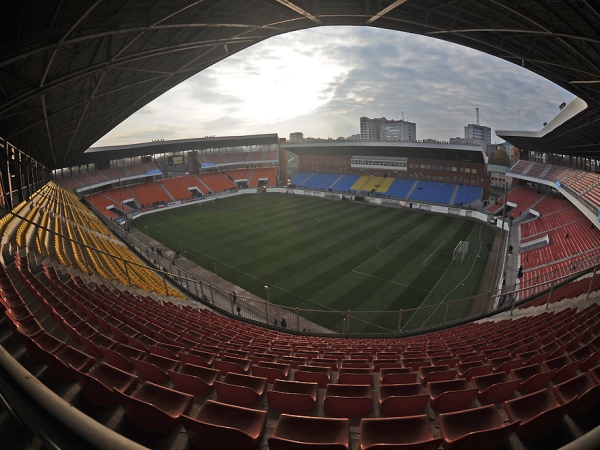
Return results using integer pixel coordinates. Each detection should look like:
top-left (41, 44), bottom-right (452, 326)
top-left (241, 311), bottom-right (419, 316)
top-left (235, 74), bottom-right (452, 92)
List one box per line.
top-left (93, 26), bottom-right (574, 147)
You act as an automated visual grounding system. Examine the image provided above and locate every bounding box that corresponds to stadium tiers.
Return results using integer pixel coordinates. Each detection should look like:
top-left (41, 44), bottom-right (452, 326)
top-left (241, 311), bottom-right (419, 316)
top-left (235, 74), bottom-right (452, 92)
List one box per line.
top-left (291, 172), bottom-right (482, 206)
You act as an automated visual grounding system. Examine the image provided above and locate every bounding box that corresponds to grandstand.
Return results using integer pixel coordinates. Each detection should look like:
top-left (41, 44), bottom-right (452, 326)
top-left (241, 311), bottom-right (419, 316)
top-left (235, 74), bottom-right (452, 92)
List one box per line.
top-left (3, 1), bottom-right (600, 450)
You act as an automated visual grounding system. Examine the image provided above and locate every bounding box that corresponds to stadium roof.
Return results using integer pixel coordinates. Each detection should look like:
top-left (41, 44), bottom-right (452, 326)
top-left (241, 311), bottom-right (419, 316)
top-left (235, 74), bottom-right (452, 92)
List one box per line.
top-left (64, 134), bottom-right (279, 167)
top-left (2, 1), bottom-right (600, 169)
top-left (283, 141), bottom-right (487, 163)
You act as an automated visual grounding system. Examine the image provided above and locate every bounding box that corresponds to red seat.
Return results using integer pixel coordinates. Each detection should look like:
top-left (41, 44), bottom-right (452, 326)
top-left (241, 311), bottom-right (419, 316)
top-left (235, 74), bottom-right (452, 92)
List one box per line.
top-left (543, 355), bottom-right (584, 384)
top-left (428, 378), bottom-right (478, 413)
top-left (180, 400), bottom-right (267, 450)
top-left (39, 343), bottom-right (95, 382)
top-left (360, 415), bottom-right (442, 450)
top-left (456, 361), bottom-right (493, 381)
top-left (337, 367), bottom-right (373, 385)
top-left (379, 367), bottom-right (417, 385)
top-left (100, 342), bottom-right (146, 372)
top-left (438, 403), bottom-right (520, 450)
top-left (294, 365), bottom-right (331, 388)
top-left (378, 383), bottom-right (429, 417)
top-left (251, 361), bottom-right (290, 384)
top-left (269, 414), bottom-right (349, 450)
top-left (131, 354), bottom-right (179, 385)
top-left (552, 373), bottom-right (600, 417)
top-left (419, 365), bottom-right (457, 386)
top-left (214, 355), bottom-right (252, 375)
top-left (114, 381), bottom-right (194, 433)
top-left (267, 379), bottom-right (318, 415)
top-left (324, 384), bottom-right (372, 418)
top-left (214, 372), bottom-right (267, 407)
top-left (168, 363), bottom-right (220, 396)
top-left (473, 372), bottom-right (521, 405)
top-left (503, 389), bottom-right (571, 440)
top-left (75, 362), bottom-right (138, 407)
top-left (510, 363), bottom-right (556, 395)
top-left (13, 329), bottom-right (65, 362)
top-left (179, 349), bottom-right (216, 367)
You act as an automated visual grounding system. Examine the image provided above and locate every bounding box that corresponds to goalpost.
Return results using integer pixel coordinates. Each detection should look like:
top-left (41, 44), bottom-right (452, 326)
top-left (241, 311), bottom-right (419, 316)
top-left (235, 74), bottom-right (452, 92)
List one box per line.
top-left (453, 240), bottom-right (469, 263)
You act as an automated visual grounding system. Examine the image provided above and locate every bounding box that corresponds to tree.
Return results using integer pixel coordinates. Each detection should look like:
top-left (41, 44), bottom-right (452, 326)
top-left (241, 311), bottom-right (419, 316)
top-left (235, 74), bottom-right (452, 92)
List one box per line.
top-left (490, 148), bottom-right (510, 166)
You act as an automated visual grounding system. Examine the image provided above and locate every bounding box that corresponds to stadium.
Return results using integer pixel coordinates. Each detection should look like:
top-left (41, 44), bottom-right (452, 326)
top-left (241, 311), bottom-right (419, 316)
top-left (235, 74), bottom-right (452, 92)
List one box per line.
top-left (1, 2), bottom-right (600, 450)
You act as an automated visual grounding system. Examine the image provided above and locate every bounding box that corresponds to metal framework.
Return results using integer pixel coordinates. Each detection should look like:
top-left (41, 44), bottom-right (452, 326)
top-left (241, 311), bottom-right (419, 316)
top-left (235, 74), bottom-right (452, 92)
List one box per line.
top-left (1, 1), bottom-right (600, 169)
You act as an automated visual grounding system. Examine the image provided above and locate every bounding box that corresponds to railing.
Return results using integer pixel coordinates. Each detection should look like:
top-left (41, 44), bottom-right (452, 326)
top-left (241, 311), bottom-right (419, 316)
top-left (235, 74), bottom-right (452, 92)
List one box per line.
top-left (92, 202), bottom-right (600, 337)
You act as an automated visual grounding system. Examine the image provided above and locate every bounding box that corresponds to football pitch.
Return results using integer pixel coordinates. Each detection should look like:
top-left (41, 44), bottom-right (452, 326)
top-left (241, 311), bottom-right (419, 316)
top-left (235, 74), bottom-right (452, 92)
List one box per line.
top-left (135, 194), bottom-right (496, 319)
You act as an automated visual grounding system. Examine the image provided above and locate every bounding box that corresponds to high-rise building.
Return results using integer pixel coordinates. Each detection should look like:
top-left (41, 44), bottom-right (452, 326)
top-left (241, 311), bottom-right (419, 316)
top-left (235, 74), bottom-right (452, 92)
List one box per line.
top-left (360, 117), bottom-right (416, 142)
top-left (290, 132), bottom-right (304, 143)
top-left (464, 123), bottom-right (492, 145)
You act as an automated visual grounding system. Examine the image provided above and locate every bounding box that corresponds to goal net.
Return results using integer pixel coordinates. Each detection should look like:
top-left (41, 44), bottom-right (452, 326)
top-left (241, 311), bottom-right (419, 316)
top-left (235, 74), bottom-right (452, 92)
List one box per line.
top-left (453, 241), bottom-right (469, 263)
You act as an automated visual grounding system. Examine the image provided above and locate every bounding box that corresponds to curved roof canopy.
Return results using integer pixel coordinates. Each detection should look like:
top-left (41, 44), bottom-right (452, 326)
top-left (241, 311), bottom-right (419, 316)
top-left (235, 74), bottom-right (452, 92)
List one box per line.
top-left (1, 1), bottom-right (600, 168)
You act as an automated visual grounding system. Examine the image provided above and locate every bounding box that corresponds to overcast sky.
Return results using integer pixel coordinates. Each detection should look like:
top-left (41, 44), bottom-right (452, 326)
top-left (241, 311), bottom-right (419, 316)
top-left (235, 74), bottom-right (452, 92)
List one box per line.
top-left (94, 26), bottom-right (575, 147)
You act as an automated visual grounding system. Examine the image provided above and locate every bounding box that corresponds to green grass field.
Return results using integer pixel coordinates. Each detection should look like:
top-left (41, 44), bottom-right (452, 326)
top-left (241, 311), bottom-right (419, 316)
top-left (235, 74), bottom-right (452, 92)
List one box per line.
top-left (135, 194), bottom-right (496, 324)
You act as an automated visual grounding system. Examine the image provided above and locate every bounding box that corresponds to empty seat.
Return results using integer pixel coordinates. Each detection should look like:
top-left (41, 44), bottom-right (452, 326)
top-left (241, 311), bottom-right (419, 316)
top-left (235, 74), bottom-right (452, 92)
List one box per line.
top-left (360, 415), bottom-right (442, 450)
top-left (503, 388), bottom-right (571, 440)
top-left (214, 372), bottom-right (267, 407)
top-left (456, 361), bottom-right (493, 381)
top-left (179, 348), bottom-right (216, 367)
top-left (39, 343), bottom-right (95, 382)
top-left (378, 383), bottom-right (429, 417)
top-left (269, 414), bottom-right (350, 450)
top-left (99, 342), bottom-right (145, 372)
top-left (552, 373), bottom-right (600, 417)
top-left (379, 367), bottom-right (418, 385)
top-left (76, 362), bottom-right (138, 407)
top-left (438, 403), bottom-right (520, 450)
top-left (324, 384), bottom-right (372, 418)
top-left (428, 378), bottom-right (478, 413)
top-left (131, 354), bottom-right (179, 385)
top-left (542, 355), bottom-right (584, 384)
top-left (337, 367), bottom-right (373, 385)
top-left (419, 365), bottom-right (457, 386)
top-left (214, 355), bottom-right (252, 375)
top-left (472, 371), bottom-right (520, 406)
top-left (294, 365), bottom-right (331, 388)
top-left (267, 379), bottom-right (319, 415)
top-left (180, 399), bottom-right (267, 450)
top-left (114, 381), bottom-right (194, 433)
top-left (168, 363), bottom-right (220, 396)
top-left (510, 363), bottom-right (556, 395)
top-left (251, 361), bottom-right (290, 384)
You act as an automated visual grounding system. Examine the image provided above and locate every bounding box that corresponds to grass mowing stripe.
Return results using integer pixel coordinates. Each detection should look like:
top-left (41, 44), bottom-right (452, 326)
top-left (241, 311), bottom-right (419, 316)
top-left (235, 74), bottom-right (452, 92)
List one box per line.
top-left (134, 194), bottom-right (496, 321)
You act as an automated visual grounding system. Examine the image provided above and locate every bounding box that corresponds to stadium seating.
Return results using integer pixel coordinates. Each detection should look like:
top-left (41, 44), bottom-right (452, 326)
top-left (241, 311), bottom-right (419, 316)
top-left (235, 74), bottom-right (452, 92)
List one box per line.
top-left (269, 414), bottom-right (350, 450)
top-left (3, 178), bottom-right (600, 450)
top-left (360, 415), bottom-right (442, 450)
top-left (180, 400), bottom-right (267, 450)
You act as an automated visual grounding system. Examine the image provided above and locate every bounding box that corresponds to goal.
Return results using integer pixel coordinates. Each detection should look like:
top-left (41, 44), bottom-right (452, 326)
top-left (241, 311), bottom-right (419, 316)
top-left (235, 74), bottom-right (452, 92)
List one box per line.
top-left (453, 241), bottom-right (469, 262)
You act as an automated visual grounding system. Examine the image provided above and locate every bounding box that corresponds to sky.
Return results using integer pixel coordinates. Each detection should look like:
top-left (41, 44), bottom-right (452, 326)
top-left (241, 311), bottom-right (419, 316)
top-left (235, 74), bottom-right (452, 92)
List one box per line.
top-left (93, 26), bottom-right (575, 147)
